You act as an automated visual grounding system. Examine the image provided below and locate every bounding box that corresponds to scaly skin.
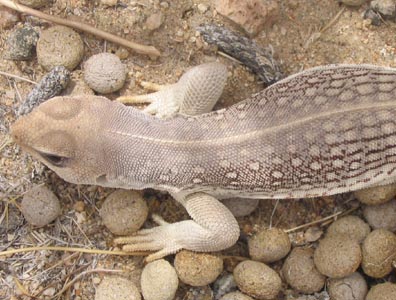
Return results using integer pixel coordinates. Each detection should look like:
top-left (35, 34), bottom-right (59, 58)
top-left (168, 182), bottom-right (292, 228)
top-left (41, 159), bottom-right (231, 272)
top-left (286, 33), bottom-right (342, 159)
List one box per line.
top-left (11, 63), bottom-right (396, 260)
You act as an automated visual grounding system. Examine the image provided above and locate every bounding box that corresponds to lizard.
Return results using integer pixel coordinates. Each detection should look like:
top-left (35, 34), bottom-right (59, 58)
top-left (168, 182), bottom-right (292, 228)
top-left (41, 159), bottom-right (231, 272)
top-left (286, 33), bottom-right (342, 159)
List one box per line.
top-left (10, 62), bottom-right (396, 261)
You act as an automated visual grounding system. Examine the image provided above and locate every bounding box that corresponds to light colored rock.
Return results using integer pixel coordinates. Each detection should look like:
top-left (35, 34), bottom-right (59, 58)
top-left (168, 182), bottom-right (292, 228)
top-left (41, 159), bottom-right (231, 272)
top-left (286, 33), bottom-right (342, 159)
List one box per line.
top-left (233, 260), bottom-right (281, 299)
top-left (141, 260), bottom-right (178, 300)
top-left (363, 199), bottom-right (396, 231)
top-left (313, 235), bottom-right (361, 278)
top-left (366, 282), bottom-right (396, 300)
top-left (340, 0), bottom-right (367, 6)
top-left (354, 183), bottom-right (396, 205)
top-left (95, 276), bottom-right (141, 300)
top-left (84, 53), bottom-right (126, 94)
top-left (326, 215), bottom-right (370, 244)
top-left (100, 190), bottom-right (148, 235)
top-left (145, 12), bottom-right (164, 31)
top-left (220, 291), bottom-right (253, 300)
top-left (215, 0), bottom-right (279, 36)
top-left (197, 3), bottom-right (209, 13)
top-left (37, 26), bottom-right (84, 71)
top-left (222, 198), bottom-right (258, 217)
top-left (281, 247), bottom-right (325, 294)
top-left (248, 227), bottom-right (291, 263)
top-left (174, 250), bottom-right (223, 286)
top-left (21, 185), bottom-right (61, 227)
top-left (371, 0), bottom-right (396, 18)
top-left (361, 229), bottom-right (396, 278)
top-left (101, 0), bottom-right (118, 6)
top-left (328, 272), bottom-right (367, 300)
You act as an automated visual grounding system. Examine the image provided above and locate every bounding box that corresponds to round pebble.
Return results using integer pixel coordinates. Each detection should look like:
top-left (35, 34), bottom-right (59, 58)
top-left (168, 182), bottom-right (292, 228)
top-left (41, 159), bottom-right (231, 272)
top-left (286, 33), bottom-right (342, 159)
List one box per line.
top-left (363, 199), bottom-right (396, 231)
top-left (37, 26), bottom-right (84, 71)
top-left (328, 272), bottom-right (367, 300)
top-left (174, 250), bottom-right (223, 286)
top-left (141, 259), bottom-right (178, 300)
top-left (220, 291), bottom-right (253, 300)
top-left (100, 190), bottom-right (148, 235)
top-left (248, 227), bottom-right (291, 263)
top-left (361, 229), bottom-right (396, 278)
top-left (95, 276), bottom-right (141, 300)
top-left (21, 185), bottom-right (61, 227)
top-left (84, 53), bottom-right (126, 93)
top-left (281, 247), bottom-right (325, 294)
top-left (222, 198), bottom-right (259, 217)
top-left (366, 282), bottom-right (396, 300)
top-left (233, 260), bottom-right (281, 299)
top-left (313, 235), bottom-right (361, 278)
top-left (326, 215), bottom-right (370, 244)
top-left (4, 26), bottom-right (39, 60)
top-left (354, 183), bottom-right (396, 205)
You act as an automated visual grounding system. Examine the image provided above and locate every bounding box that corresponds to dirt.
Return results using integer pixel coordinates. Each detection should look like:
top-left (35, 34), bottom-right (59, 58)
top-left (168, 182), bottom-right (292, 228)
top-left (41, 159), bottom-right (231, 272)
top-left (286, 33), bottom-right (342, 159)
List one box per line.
top-left (1, 0), bottom-right (395, 299)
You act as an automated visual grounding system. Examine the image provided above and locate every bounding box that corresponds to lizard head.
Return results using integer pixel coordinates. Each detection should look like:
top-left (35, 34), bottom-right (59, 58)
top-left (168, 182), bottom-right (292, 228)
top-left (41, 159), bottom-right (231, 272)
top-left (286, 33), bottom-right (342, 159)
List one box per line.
top-left (11, 96), bottom-right (112, 185)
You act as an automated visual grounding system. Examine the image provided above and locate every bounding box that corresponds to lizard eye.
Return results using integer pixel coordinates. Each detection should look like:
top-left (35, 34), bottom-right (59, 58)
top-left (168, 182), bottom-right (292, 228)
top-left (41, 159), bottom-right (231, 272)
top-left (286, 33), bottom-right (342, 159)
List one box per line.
top-left (38, 152), bottom-right (69, 167)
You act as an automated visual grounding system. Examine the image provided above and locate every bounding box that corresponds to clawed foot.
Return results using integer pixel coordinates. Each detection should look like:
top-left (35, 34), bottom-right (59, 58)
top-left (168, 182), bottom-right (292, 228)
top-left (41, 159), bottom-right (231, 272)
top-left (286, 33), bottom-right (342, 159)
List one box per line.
top-left (114, 215), bottom-right (201, 261)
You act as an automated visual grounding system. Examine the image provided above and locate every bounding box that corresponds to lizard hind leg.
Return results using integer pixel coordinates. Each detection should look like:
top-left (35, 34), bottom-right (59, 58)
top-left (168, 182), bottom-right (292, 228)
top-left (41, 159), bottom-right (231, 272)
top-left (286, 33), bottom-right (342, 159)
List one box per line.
top-left (113, 192), bottom-right (240, 262)
top-left (116, 62), bottom-right (228, 119)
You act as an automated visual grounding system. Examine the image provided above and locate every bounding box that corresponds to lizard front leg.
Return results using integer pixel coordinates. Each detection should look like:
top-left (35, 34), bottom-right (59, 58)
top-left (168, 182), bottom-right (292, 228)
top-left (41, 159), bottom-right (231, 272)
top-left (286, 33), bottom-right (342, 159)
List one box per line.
top-left (117, 62), bottom-right (228, 118)
top-left (114, 192), bottom-right (240, 261)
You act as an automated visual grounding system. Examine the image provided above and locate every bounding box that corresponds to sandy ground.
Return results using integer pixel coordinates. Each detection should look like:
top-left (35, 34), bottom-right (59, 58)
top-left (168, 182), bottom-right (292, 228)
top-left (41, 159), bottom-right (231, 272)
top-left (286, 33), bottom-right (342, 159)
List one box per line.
top-left (1, 0), bottom-right (396, 299)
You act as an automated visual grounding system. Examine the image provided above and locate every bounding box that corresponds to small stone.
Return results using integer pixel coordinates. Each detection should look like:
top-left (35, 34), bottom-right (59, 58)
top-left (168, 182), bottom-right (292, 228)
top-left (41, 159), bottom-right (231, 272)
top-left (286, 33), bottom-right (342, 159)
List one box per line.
top-left (63, 77), bottom-right (94, 96)
top-left (100, 190), bottom-right (148, 235)
top-left (328, 272), bottom-right (368, 300)
top-left (115, 47), bottom-right (129, 60)
top-left (363, 199), bottom-right (396, 231)
top-left (215, 0), bottom-right (279, 36)
top-left (213, 273), bottom-right (237, 299)
top-left (174, 250), bottom-right (223, 286)
top-left (141, 259), bottom-right (178, 300)
top-left (21, 185), bottom-right (61, 227)
top-left (145, 12), bottom-right (164, 31)
top-left (354, 183), bottom-right (396, 205)
top-left (361, 229), bottom-right (396, 278)
top-left (233, 260), bottom-right (281, 299)
top-left (73, 201), bottom-right (85, 212)
top-left (100, 0), bottom-right (118, 6)
top-left (4, 26), bottom-right (39, 60)
top-left (222, 198), bottom-right (258, 217)
top-left (371, 0), bottom-right (396, 18)
top-left (326, 215), bottom-right (370, 244)
top-left (220, 292), bottom-right (253, 300)
top-left (281, 247), bottom-right (325, 294)
top-left (160, 2), bottom-right (169, 9)
top-left (95, 276), bottom-right (141, 300)
top-left (366, 282), bottom-right (396, 300)
top-left (313, 235), bottom-right (361, 278)
top-left (0, 6), bottom-right (20, 30)
top-left (197, 3), bottom-right (208, 13)
top-left (37, 26), bottom-right (84, 71)
top-left (340, 0), bottom-right (367, 6)
top-left (248, 227), bottom-right (291, 263)
top-left (84, 53), bottom-right (126, 94)
top-left (17, 0), bottom-right (47, 8)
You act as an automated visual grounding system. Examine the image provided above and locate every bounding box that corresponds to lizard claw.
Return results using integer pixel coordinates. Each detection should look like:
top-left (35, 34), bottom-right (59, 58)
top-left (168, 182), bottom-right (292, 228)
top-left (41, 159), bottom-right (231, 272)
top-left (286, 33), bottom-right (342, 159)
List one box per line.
top-left (114, 218), bottom-right (199, 262)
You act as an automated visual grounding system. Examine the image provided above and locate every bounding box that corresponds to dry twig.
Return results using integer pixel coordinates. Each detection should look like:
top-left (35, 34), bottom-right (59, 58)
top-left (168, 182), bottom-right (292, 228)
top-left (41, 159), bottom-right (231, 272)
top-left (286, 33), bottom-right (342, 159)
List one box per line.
top-left (0, 0), bottom-right (161, 58)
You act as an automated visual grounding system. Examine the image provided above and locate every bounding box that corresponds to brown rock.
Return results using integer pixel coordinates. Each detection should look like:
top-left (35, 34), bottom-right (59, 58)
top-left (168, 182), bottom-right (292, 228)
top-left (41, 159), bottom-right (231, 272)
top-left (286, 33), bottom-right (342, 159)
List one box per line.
top-left (145, 12), bottom-right (164, 31)
top-left (215, 0), bottom-right (279, 36)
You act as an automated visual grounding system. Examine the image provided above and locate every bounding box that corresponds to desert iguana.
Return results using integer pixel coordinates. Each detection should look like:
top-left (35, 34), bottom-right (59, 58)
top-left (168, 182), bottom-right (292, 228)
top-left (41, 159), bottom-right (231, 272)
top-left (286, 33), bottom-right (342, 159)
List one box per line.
top-left (11, 63), bottom-right (396, 261)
